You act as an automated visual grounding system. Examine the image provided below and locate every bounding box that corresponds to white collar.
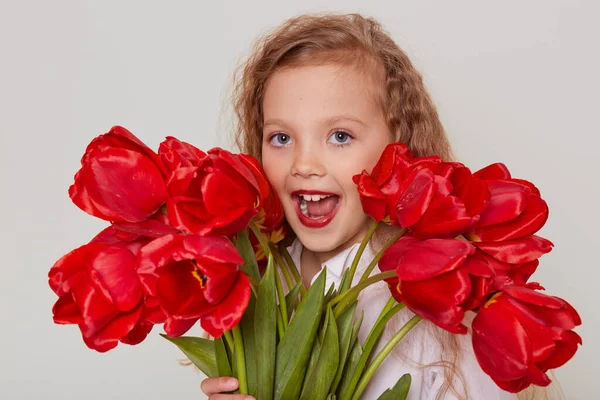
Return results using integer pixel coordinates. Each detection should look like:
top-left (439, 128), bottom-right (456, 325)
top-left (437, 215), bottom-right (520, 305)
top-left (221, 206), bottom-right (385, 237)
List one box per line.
top-left (286, 238), bottom-right (375, 287)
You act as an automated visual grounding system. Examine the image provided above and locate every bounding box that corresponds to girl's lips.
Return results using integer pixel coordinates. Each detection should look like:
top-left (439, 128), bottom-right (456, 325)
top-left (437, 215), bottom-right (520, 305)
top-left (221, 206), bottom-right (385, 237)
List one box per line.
top-left (291, 192), bottom-right (341, 229)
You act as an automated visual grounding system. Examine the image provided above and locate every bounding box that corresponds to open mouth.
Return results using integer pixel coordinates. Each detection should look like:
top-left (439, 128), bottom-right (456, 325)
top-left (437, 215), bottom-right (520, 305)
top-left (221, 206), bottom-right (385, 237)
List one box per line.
top-left (291, 191), bottom-right (341, 228)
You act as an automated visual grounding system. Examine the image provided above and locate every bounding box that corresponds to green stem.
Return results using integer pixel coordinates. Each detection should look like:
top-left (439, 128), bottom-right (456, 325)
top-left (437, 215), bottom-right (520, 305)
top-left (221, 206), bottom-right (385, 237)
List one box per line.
top-left (342, 220), bottom-right (379, 292)
top-left (350, 315), bottom-right (422, 400)
top-left (249, 220), bottom-right (271, 258)
top-left (340, 301), bottom-right (405, 400)
top-left (272, 251), bottom-right (289, 330)
top-left (269, 243), bottom-right (295, 292)
top-left (223, 330), bottom-right (235, 353)
top-left (281, 246), bottom-right (307, 297)
top-left (232, 325), bottom-right (248, 394)
top-left (275, 308), bottom-right (285, 339)
top-left (358, 228), bottom-right (407, 283)
top-left (331, 271), bottom-right (396, 318)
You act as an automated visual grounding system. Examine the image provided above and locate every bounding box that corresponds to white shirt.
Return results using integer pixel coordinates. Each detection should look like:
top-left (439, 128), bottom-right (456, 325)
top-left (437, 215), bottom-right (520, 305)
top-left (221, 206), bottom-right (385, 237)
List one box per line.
top-left (285, 239), bottom-right (518, 400)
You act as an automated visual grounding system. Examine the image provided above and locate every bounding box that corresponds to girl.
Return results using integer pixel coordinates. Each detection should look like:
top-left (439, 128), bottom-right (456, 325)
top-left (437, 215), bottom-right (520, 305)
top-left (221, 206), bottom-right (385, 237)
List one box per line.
top-left (201, 12), bottom-right (557, 400)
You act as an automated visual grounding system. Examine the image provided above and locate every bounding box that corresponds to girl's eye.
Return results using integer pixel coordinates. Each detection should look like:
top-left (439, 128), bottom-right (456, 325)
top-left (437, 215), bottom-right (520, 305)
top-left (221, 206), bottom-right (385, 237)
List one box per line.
top-left (269, 133), bottom-right (292, 147)
top-left (328, 130), bottom-right (353, 145)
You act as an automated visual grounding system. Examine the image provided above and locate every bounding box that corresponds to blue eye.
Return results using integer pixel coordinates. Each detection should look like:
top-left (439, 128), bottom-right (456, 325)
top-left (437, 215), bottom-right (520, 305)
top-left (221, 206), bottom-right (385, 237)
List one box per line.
top-left (269, 133), bottom-right (292, 147)
top-left (329, 130), bottom-right (352, 145)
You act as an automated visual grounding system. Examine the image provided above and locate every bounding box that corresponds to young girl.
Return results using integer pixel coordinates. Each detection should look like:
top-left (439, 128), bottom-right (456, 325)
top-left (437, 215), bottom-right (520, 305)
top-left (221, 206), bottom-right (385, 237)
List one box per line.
top-left (201, 12), bottom-right (557, 400)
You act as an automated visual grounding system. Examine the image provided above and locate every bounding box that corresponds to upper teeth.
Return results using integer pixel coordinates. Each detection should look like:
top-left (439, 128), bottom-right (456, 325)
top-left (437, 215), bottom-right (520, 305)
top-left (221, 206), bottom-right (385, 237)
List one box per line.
top-left (300, 194), bottom-right (331, 202)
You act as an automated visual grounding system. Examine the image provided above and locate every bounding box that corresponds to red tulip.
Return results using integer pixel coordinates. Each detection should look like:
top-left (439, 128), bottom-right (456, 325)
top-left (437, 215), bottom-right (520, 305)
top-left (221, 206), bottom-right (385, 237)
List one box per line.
top-left (158, 136), bottom-right (207, 173)
top-left (353, 143), bottom-right (423, 223)
top-left (238, 153), bottom-right (285, 235)
top-left (166, 148), bottom-right (264, 236)
top-left (69, 126), bottom-right (169, 223)
top-left (405, 164), bottom-right (489, 239)
top-left (467, 163), bottom-right (549, 241)
top-left (379, 236), bottom-right (493, 333)
top-left (49, 227), bottom-right (162, 352)
top-left (472, 286), bottom-right (582, 392)
top-left (354, 143), bottom-right (487, 238)
top-left (136, 234), bottom-right (250, 338)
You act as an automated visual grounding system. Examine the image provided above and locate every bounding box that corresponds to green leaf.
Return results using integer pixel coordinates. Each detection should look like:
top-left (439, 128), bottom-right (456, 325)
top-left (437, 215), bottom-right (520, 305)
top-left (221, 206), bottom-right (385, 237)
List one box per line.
top-left (160, 334), bottom-right (217, 378)
top-left (336, 340), bottom-right (363, 400)
top-left (302, 334), bottom-right (321, 392)
top-left (327, 395), bottom-right (337, 400)
top-left (284, 281), bottom-right (302, 319)
top-left (255, 255), bottom-right (277, 400)
top-left (274, 268), bottom-right (327, 400)
top-left (215, 337), bottom-right (233, 377)
top-left (299, 306), bottom-right (340, 400)
top-left (336, 268), bottom-right (351, 297)
top-left (234, 228), bottom-right (261, 283)
top-left (377, 374), bottom-right (412, 400)
top-left (330, 302), bottom-right (357, 393)
top-left (324, 282), bottom-right (336, 303)
top-left (349, 311), bottom-right (364, 353)
top-left (240, 294), bottom-right (258, 397)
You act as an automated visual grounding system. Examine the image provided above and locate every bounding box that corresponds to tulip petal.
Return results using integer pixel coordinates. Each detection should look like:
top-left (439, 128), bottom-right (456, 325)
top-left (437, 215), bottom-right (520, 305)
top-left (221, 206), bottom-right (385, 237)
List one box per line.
top-left (381, 237), bottom-right (474, 281)
top-left (48, 244), bottom-right (96, 295)
top-left (136, 235), bottom-right (182, 296)
top-left (537, 330), bottom-right (582, 370)
top-left (120, 319), bottom-right (154, 345)
top-left (411, 194), bottom-right (476, 239)
top-left (451, 167), bottom-right (490, 217)
top-left (395, 168), bottom-right (435, 227)
top-left (158, 136), bottom-right (206, 171)
top-left (164, 316), bottom-right (199, 337)
top-left (87, 246), bottom-right (143, 312)
top-left (399, 272), bottom-right (470, 333)
top-left (472, 195), bottom-right (548, 241)
top-left (70, 148), bottom-right (168, 223)
top-left (156, 260), bottom-right (211, 318)
top-left (477, 180), bottom-right (529, 228)
top-left (80, 304), bottom-right (143, 353)
top-left (52, 294), bottom-right (83, 324)
top-left (200, 273), bottom-right (251, 338)
top-left (473, 236), bottom-right (553, 264)
top-left (353, 172), bottom-right (388, 221)
top-left (473, 163), bottom-right (511, 180)
top-left (472, 300), bottom-right (531, 381)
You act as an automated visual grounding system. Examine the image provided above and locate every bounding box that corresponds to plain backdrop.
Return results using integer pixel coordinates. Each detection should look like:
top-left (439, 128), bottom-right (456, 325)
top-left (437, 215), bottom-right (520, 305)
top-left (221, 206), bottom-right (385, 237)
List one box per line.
top-left (1, 0), bottom-right (598, 399)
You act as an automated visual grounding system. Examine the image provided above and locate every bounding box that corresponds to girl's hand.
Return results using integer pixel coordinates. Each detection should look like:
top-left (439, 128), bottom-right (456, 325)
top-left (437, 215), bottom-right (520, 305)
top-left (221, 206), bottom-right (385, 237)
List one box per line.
top-left (200, 377), bottom-right (255, 400)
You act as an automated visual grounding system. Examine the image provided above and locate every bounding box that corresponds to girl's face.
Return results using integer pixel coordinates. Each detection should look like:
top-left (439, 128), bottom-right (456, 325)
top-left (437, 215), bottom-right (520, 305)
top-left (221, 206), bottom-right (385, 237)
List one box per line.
top-left (261, 64), bottom-right (391, 261)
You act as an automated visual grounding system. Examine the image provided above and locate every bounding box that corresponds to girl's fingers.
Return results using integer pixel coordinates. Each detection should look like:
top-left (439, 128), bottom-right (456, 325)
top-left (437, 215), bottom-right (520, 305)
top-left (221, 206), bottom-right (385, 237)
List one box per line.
top-left (208, 395), bottom-right (255, 400)
top-left (200, 377), bottom-right (239, 395)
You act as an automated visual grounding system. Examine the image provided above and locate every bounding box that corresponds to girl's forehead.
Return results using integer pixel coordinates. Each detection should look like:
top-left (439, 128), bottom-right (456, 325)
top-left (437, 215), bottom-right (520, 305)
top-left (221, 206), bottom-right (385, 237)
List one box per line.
top-left (263, 64), bottom-right (383, 120)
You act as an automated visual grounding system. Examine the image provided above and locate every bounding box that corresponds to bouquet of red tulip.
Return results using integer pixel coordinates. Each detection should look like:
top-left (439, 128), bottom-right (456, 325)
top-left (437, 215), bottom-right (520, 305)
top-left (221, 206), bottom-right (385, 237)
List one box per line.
top-left (50, 126), bottom-right (582, 399)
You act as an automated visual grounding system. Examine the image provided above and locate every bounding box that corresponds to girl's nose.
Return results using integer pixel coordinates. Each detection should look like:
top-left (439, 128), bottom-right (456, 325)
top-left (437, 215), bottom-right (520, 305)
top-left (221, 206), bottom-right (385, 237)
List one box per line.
top-left (291, 146), bottom-right (326, 178)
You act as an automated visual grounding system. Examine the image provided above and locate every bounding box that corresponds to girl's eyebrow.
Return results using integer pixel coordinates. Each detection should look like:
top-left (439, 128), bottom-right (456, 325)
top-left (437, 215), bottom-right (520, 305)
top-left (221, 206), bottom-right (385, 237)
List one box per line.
top-left (264, 114), bottom-right (366, 128)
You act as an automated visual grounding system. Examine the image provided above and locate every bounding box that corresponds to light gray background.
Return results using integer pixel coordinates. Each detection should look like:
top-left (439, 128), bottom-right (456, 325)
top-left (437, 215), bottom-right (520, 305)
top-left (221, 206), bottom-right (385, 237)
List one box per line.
top-left (1, 0), bottom-right (597, 399)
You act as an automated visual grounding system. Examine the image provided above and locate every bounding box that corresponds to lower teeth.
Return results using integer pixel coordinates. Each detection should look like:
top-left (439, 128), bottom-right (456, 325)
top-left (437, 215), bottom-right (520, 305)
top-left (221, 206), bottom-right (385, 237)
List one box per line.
top-left (300, 199), bottom-right (322, 220)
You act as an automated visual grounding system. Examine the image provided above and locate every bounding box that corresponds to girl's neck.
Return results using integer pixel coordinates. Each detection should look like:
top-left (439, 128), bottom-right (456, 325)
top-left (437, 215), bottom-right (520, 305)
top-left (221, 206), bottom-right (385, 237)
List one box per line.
top-left (299, 233), bottom-right (366, 287)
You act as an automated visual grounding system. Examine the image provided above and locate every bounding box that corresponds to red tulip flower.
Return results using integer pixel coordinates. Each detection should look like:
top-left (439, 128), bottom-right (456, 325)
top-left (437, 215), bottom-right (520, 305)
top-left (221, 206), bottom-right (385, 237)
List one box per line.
top-left (472, 286), bottom-right (582, 392)
top-left (69, 126), bottom-right (169, 223)
top-left (379, 236), bottom-right (493, 334)
top-left (158, 136), bottom-right (207, 172)
top-left (466, 163), bottom-right (553, 265)
top-left (136, 234), bottom-right (250, 338)
top-left (237, 154), bottom-right (285, 234)
top-left (166, 148), bottom-right (265, 236)
top-left (353, 143), bottom-right (488, 239)
top-left (352, 143), bottom-right (423, 223)
top-left (49, 227), bottom-right (163, 352)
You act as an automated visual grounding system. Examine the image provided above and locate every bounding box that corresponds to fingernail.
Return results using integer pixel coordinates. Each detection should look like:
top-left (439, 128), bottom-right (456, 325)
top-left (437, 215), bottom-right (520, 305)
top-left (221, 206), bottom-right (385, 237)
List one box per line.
top-left (245, 397), bottom-right (255, 400)
top-left (226, 378), bottom-right (238, 388)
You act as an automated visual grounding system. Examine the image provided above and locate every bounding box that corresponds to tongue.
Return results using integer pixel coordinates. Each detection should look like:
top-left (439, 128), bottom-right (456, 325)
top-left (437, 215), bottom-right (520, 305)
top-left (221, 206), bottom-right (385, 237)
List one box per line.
top-left (307, 197), bottom-right (338, 217)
